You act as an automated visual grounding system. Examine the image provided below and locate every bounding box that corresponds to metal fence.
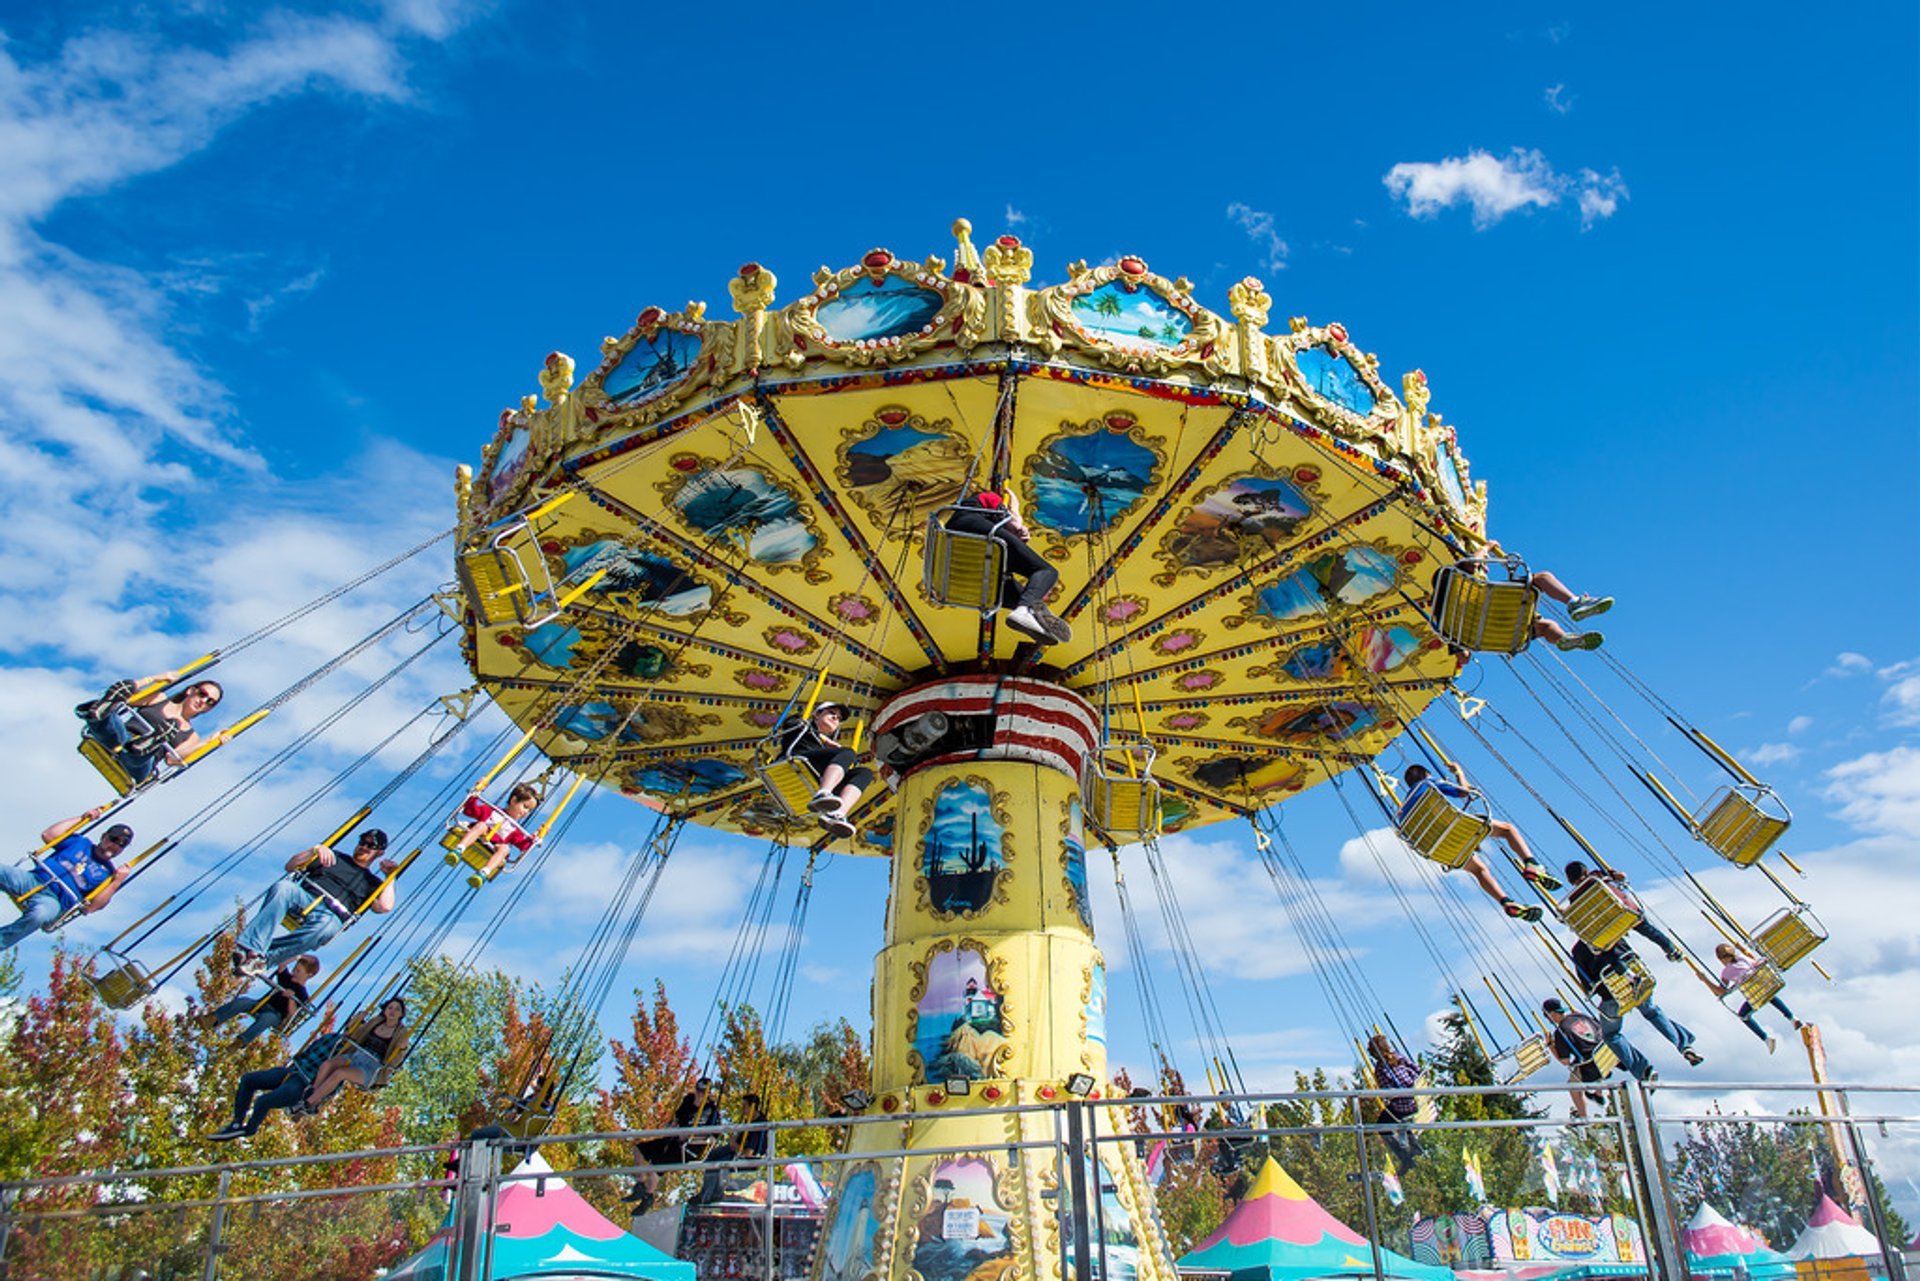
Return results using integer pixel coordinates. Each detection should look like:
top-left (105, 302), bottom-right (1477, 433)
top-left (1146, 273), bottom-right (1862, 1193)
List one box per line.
top-left (0, 1080), bottom-right (1912, 1281)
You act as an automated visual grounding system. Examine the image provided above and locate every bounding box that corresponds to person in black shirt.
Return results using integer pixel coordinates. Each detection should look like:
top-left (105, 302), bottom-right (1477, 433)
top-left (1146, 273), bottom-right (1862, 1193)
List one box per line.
top-left (943, 490), bottom-right (1072, 646)
top-left (1568, 938), bottom-right (1703, 1066)
top-left (209, 954), bottom-right (320, 1047)
top-left (231, 829), bottom-right (399, 977)
top-left (780, 703), bottom-right (873, 838)
top-left (623, 1075), bottom-right (724, 1208)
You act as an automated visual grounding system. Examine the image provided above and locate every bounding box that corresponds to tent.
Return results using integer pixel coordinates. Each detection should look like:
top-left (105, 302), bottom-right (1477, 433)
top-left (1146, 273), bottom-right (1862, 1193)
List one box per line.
top-left (384, 1151), bottom-right (695, 1281)
top-left (1785, 1196), bottom-right (1883, 1262)
top-left (1684, 1203), bottom-right (1793, 1280)
top-left (1178, 1158), bottom-right (1455, 1281)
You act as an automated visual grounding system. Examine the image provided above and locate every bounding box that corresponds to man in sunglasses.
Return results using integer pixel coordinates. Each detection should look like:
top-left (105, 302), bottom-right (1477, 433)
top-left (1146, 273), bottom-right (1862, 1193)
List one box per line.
top-left (231, 829), bottom-right (400, 977)
top-left (0, 806), bottom-right (131, 949)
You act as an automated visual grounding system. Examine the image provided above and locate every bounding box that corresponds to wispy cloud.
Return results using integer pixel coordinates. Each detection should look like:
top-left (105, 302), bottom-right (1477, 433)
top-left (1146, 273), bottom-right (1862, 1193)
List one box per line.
top-left (1544, 84), bottom-right (1573, 115)
top-left (1383, 147), bottom-right (1628, 230)
top-left (1746, 742), bottom-right (1800, 767)
top-left (1788, 715), bottom-right (1814, 734)
top-left (1226, 202), bottom-right (1289, 271)
top-left (1825, 745), bottom-right (1920, 837)
top-left (1827, 652), bottom-right (1875, 677)
top-left (1003, 203), bottom-right (1027, 228)
top-left (1879, 659), bottom-right (1920, 727)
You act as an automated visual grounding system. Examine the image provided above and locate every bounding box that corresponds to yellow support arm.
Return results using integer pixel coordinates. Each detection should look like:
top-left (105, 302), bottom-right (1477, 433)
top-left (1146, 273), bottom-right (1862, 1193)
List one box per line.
top-left (1688, 727), bottom-right (1763, 788)
top-left (127, 653), bottom-right (219, 705)
top-left (550, 567), bottom-right (608, 613)
top-left (532, 774), bottom-right (589, 841)
top-left (800, 667), bottom-right (831, 720)
top-left (1413, 723), bottom-right (1457, 774)
top-left (520, 490), bottom-right (578, 524)
top-left (352, 846), bottom-right (422, 916)
top-left (323, 807), bottom-right (375, 851)
top-left (180, 707), bottom-right (271, 766)
top-left (1482, 974), bottom-right (1525, 1040)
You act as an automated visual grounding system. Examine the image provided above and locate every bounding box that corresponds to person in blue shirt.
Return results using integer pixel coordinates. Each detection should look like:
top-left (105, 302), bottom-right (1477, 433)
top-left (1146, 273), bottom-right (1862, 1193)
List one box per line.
top-left (1398, 762), bottom-right (1561, 922)
top-left (0, 807), bottom-right (132, 949)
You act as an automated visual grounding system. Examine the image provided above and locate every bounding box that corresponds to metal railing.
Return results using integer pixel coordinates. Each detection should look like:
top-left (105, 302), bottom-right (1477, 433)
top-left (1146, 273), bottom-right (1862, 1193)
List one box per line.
top-left (0, 1080), bottom-right (1911, 1280)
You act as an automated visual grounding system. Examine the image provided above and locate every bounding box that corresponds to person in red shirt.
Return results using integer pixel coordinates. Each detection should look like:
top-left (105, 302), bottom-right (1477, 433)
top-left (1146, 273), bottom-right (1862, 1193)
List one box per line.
top-left (452, 783), bottom-right (539, 886)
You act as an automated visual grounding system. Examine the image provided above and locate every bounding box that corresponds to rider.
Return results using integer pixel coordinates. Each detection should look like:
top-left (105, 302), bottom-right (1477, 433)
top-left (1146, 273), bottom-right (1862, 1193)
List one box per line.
top-left (450, 783), bottom-right (540, 886)
top-left (1398, 761), bottom-right (1561, 921)
top-left (1562, 860), bottom-right (1684, 961)
top-left (208, 954), bottom-right (320, 1047)
top-left (76, 672), bottom-right (228, 785)
top-left (0, 808), bottom-right (132, 949)
top-left (943, 489), bottom-right (1071, 646)
top-left (780, 702), bottom-right (873, 839)
top-left (230, 829), bottom-right (399, 977)
top-left (1433, 544), bottom-right (1610, 652)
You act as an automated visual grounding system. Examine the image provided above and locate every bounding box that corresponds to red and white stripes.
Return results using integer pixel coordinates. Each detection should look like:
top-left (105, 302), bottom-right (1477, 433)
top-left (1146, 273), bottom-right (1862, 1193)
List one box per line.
top-left (873, 677), bottom-right (1100, 789)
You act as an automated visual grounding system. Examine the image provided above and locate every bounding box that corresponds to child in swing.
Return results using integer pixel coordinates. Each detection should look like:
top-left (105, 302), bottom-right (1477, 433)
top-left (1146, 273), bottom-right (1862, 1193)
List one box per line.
top-left (451, 782), bottom-right (540, 887)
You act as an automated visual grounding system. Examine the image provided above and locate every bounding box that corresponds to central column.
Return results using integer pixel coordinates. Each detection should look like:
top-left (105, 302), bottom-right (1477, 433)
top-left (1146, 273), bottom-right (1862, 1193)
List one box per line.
top-left (808, 676), bottom-right (1179, 1281)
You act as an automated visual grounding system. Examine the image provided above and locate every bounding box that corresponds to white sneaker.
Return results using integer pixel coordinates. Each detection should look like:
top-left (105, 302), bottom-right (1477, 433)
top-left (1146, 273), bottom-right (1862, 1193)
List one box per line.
top-left (818, 812), bottom-right (855, 839)
top-left (1554, 631), bottom-right (1604, 652)
top-left (808, 790), bottom-right (841, 815)
top-left (1003, 606), bottom-right (1053, 644)
top-left (1766, 1034), bottom-right (1778, 1054)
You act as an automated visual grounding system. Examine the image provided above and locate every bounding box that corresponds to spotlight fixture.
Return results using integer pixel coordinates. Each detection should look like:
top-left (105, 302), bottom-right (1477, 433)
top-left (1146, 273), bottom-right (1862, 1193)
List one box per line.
top-left (841, 1089), bottom-right (873, 1113)
top-left (1064, 1073), bottom-right (1095, 1097)
top-left (944, 1078), bottom-right (972, 1096)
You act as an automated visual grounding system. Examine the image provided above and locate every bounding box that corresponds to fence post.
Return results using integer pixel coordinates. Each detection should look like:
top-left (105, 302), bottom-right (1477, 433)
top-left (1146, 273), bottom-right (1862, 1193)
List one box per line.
top-left (1837, 1090), bottom-right (1906, 1281)
top-left (0, 1183), bottom-right (15, 1277)
top-left (1619, 1080), bottom-right (1686, 1281)
top-left (449, 1138), bottom-right (497, 1281)
top-left (199, 1168), bottom-right (231, 1281)
top-left (1347, 1098), bottom-right (1388, 1281)
top-left (1065, 1101), bottom-right (1094, 1281)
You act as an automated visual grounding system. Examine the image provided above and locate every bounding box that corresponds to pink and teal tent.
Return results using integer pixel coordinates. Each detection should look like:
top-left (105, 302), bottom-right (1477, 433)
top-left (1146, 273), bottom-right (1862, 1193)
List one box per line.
top-left (1684, 1203), bottom-right (1792, 1280)
top-left (1178, 1158), bottom-right (1455, 1281)
top-left (1786, 1195), bottom-right (1883, 1262)
top-left (386, 1152), bottom-right (695, 1280)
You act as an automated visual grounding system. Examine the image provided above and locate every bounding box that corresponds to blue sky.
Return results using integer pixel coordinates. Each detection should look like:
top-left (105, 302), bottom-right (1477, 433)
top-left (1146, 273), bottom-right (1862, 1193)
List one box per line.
top-left (2, 0), bottom-right (1917, 1191)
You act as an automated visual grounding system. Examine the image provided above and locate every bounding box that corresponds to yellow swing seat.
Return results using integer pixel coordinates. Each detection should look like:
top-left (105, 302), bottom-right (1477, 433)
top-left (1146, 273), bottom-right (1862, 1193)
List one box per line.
top-left (1588, 1039), bottom-right (1621, 1077)
top-left (492, 1066), bottom-right (564, 1141)
top-left (756, 754), bottom-right (822, 822)
top-left (1753, 906), bottom-right (1826, 970)
top-left (1562, 877), bottom-right (1644, 950)
top-left (1429, 561), bottom-right (1539, 655)
top-left (922, 507), bottom-right (1010, 613)
top-left (1085, 743), bottom-right (1162, 843)
top-left (1598, 956), bottom-right (1657, 1014)
top-left (88, 954), bottom-right (155, 1010)
top-left (1494, 1033), bottom-right (1552, 1084)
top-left (1396, 786), bottom-right (1492, 870)
top-left (1735, 961), bottom-right (1786, 1010)
top-left (77, 735), bottom-right (139, 796)
top-left (456, 494), bottom-right (594, 629)
top-left (1692, 785), bottom-right (1791, 867)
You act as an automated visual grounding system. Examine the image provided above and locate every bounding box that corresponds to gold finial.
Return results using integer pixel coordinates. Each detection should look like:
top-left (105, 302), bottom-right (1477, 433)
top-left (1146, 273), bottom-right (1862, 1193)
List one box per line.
top-left (454, 463), bottom-right (474, 532)
top-left (1288, 315), bottom-right (1310, 334)
top-left (1228, 276), bottom-right (1272, 328)
top-left (729, 262), bottom-right (778, 316)
top-left (539, 352), bottom-right (575, 406)
top-left (952, 218), bottom-right (983, 283)
top-left (983, 234), bottom-right (1033, 286)
top-left (1402, 369), bottom-right (1430, 419)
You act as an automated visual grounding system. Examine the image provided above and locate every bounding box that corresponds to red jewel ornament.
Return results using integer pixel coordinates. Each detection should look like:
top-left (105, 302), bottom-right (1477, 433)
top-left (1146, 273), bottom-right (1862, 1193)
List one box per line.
top-left (1038, 1085), bottom-right (1058, 1100)
top-left (878, 407), bottom-right (909, 426)
top-left (881, 1095), bottom-right (899, 1112)
top-left (996, 235), bottom-right (1021, 249)
top-left (1327, 322), bottom-right (1348, 343)
top-left (1119, 256), bottom-right (1147, 277)
top-left (739, 262), bottom-right (761, 278)
top-left (927, 1090), bottom-right (944, 1105)
top-left (982, 1086), bottom-right (1002, 1101)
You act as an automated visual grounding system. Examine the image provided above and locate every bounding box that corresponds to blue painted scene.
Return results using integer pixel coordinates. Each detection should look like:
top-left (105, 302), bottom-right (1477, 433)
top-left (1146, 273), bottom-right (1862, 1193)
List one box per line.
top-left (485, 423), bottom-right (530, 499)
top-left (1086, 960), bottom-right (1106, 1049)
top-left (910, 1157), bottom-right (1013, 1281)
top-left (1030, 428), bottom-right (1157, 535)
top-left (923, 780), bottom-right (1006, 915)
top-left (1295, 344), bottom-right (1377, 415)
top-left (1279, 625), bottom-right (1421, 680)
top-left (675, 467), bottom-right (815, 565)
top-left (1064, 794), bottom-right (1090, 926)
top-left (1254, 546), bottom-right (1400, 621)
top-left (1070, 281), bottom-right (1191, 347)
top-left (626, 758), bottom-right (746, 797)
top-left (814, 275), bottom-right (944, 343)
top-left (818, 1167), bottom-right (881, 1281)
top-left (518, 620), bottom-right (581, 668)
top-left (552, 701), bottom-right (643, 744)
top-left (563, 541), bottom-right (710, 615)
top-left (1436, 445), bottom-right (1469, 511)
top-left (1165, 475), bottom-right (1314, 569)
top-left (1254, 700), bottom-right (1381, 745)
top-left (914, 948), bottom-right (1008, 1084)
top-left (604, 329), bottom-right (701, 405)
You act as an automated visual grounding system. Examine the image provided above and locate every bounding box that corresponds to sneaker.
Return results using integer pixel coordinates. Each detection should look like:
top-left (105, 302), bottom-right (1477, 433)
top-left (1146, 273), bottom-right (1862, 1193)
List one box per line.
top-left (1664, 946), bottom-right (1684, 963)
top-left (1792, 1019), bottom-right (1806, 1029)
top-left (1002, 606), bottom-right (1054, 644)
top-left (1521, 862), bottom-right (1564, 892)
top-left (208, 1122), bottom-right (247, 1143)
top-left (231, 949), bottom-right (267, 979)
top-left (1766, 1034), bottom-right (1778, 1054)
top-left (1682, 1049), bottom-right (1704, 1066)
top-left (1034, 605), bottom-right (1074, 644)
top-left (1568, 594), bottom-right (1614, 622)
top-left (467, 873), bottom-right (487, 889)
top-left (621, 1183), bottom-right (656, 1212)
top-left (1554, 630), bottom-right (1604, 652)
top-left (808, 790), bottom-right (842, 815)
top-left (818, 812), bottom-right (856, 839)
top-left (1503, 899), bottom-right (1544, 923)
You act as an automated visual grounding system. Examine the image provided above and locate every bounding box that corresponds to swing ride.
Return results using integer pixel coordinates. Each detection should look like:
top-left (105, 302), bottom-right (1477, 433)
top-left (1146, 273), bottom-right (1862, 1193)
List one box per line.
top-left (5, 218), bottom-right (1838, 1281)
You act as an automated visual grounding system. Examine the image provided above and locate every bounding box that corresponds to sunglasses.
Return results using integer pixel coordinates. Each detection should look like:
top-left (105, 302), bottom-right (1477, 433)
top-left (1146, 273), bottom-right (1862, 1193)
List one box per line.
top-left (358, 837), bottom-right (387, 850)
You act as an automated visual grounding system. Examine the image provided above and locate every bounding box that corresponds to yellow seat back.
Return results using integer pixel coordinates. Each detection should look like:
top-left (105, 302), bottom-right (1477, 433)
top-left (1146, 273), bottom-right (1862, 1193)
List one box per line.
top-left (1499, 1033), bottom-right (1551, 1084)
top-left (1736, 962), bottom-right (1786, 1010)
top-left (923, 527), bottom-right (1006, 612)
top-left (1431, 566), bottom-right (1538, 654)
top-left (77, 736), bottom-right (137, 797)
top-left (1754, 908), bottom-right (1826, 970)
top-left (1590, 1040), bottom-right (1620, 1077)
top-left (458, 547), bottom-right (530, 627)
top-left (88, 960), bottom-right (154, 1010)
top-left (1693, 788), bottom-right (1790, 866)
top-left (1397, 788), bottom-right (1490, 869)
top-left (1089, 774), bottom-right (1162, 843)
top-left (1600, 958), bottom-right (1656, 1014)
top-left (1563, 878), bottom-right (1643, 950)
top-left (756, 756), bottom-right (820, 820)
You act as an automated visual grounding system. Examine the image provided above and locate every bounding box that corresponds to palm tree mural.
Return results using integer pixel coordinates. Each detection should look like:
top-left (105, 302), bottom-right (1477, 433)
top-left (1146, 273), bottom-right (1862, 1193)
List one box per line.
top-left (1090, 292), bottom-right (1123, 318)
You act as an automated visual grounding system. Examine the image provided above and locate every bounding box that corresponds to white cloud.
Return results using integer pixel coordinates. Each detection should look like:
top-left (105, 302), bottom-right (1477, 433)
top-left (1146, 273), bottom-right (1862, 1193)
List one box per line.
top-left (1745, 742), bottom-right (1800, 767)
top-left (1824, 745), bottom-right (1920, 837)
top-left (1226, 202), bottom-right (1289, 272)
top-left (1788, 715), bottom-right (1814, 735)
top-left (1827, 652), bottom-right (1875, 677)
top-left (1383, 147), bottom-right (1627, 230)
top-left (1003, 203), bottom-right (1027, 227)
top-left (1877, 659), bottom-right (1920, 727)
top-left (1544, 84), bottom-right (1572, 115)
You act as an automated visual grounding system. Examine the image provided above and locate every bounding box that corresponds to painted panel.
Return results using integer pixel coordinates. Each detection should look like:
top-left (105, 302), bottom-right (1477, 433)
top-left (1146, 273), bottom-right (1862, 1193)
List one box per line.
top-left (604, 329), bottom-right (701, 406)
top-left (1296, 344), bottom-right (1377, 415)
top-left (914, 949), bottom-right (1008, 1084)
top-left (815, 275), bottom-right (945, 343)
top-left (1070, 282), bottom-right (1191, 348)
top-left (911, 1157), bottom-right (1015, 1281)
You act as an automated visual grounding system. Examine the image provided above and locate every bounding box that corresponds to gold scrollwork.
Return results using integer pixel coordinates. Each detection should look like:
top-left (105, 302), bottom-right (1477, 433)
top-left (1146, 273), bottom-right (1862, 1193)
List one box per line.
top-left (834, 406), bottom-right (976, 542)
top-left (534, 525), bottom-right (719, 621)
top-left (775, 252), bottom-right (987, 370)
top-left (911, 775), bottom-right (1015, 922)
top-left (578, 304), bottom-right (730, 440)
top-left (1272, 321), bottom-right (1402, 446)
top-left (904, 936), bottom-right (1016, 1082)
top-left (1027, 257), bottom-right (1228, 379)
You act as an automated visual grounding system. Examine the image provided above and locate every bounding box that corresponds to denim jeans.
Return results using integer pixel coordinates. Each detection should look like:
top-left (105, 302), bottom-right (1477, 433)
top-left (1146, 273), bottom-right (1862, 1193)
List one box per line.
top-left (233, 1065), bottom-right (309, 1134)
top-left (1635, 1001), bottom-right (1695, 1053)
top-left (1598, 1009), bottom-right (1656, 1081)
top-left (210, 994), bottom-right (286, 1047)
top-left (0, 865), bottom-right (60, 950)
top-left (236, 878), bottom-right (345, 968)
top-left (1737, 996), bottom-right (1796, 1040)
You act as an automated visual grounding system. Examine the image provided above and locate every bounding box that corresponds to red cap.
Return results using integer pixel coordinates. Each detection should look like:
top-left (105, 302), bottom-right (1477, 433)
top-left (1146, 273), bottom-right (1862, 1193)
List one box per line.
top-left (976, 491), bottom-right (1003, 509)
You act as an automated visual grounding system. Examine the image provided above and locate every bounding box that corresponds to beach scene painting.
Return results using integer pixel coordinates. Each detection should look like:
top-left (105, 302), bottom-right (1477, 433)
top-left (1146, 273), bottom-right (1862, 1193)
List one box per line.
top-left (818, 1167), bottom-right (881, 1281)
top-left (673, 466), bottom-right (815, 566)
top-left (1163, 476), bottom-right (1314, 569)
top-left (604, 328), bottom-right (701, 406)
top-left (815, 275), bottom-right (945, 343)
top-left (913, 947), bottom-right (1008, 1084)
top-left (1030, 428), bottom-right (1157, 535)
top-left (911, 1157), bottom-right (1014, 1281)
top-left (626, 758), bottom-right (746, 798)
top-left (485, 421), bottom-right (531, 499)
top-left (1295, 344), bottom-right (1377, 415)
top-left (1254, 546), bottom-right (1400, 621)
top-left (1436, 445), bottom-right (1470, 511)
top-left (1070, 281), bottom-right (1191, 348)
top-left (923, 780), bottom-right (1007, 916)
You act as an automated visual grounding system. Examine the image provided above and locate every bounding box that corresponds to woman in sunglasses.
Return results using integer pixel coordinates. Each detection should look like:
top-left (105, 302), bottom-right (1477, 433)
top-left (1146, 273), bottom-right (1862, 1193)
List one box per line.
top-left (76, 669), bottom-right (230, 785)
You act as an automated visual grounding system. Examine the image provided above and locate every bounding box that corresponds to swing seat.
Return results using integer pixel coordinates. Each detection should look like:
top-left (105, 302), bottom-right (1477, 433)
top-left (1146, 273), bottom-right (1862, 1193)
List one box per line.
top-left (77, 734), bottom-right (139, 797)
top-left (458, 524), bottom-right (560, 628)
top-left (1495, 1033), bottom-right (1551, 1084)
top-left (88, 957), bottom-right (155, 1010)
top-left (1396, 787), bottom-right (1491, 870)
top-left (756, 755), bottom-right (822, 821)
top-left (1429, 562), bottom-right (1538, 655)
top-left (1735, 962), bottom-right (1786, 1010)
top-left (492, 1068), bottom-right (563, 1141)
top-left (1589, 1040), bottom-right (1621, 1077)
top-left (922, 508), bottom-right (1009, 613)
top-left (1562, 878), bottom-right (1644, 950)
top-left (1359, 1066), bottom-right (1438, 1125)
top-left (1753, 906), bottom-right (1826, 970)
top-left (1085, 743), bottom-right (1162, 842)
top-left (1692, 786), bottom-right (1791, 867)
top-left (1599, 957), bottom-right (1656, 1015)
